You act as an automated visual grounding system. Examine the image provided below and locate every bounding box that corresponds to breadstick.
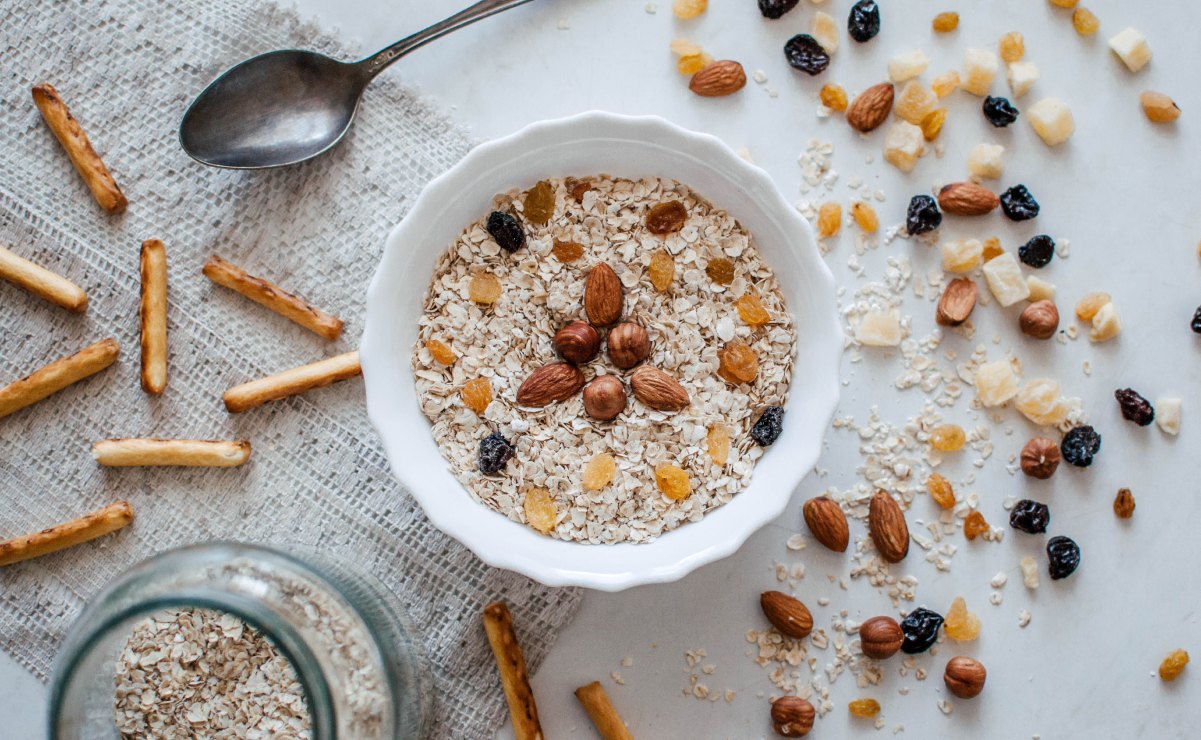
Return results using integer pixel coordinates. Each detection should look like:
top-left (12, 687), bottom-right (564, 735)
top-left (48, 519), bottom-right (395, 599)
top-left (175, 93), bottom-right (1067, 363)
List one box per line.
top-left (223, 351), bottom-right (360, 413)
top-left (139, 239), bottom-right (168, 394)
top-left (31, 83), bottom-right (127, 214)
top-left (0, 338), bottom-right (119, 419)
top-left (575, 681), bottom-right (634, 740)
top-left (0, 501), bottom-right (134, 567)
top-left (0, 244), bottom-right (88, 313)
top-left (92, 439), bottom-right (251, 467)
top-left (202, 255), bottom-right (343, 340)
top-left (482, 602), bottom-right (543, 740)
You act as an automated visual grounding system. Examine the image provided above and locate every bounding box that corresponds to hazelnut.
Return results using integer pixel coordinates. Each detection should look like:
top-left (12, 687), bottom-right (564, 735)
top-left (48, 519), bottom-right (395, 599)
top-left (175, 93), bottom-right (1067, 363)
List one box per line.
top-left (770, 695), bottom-right (815, 737)
top-left (943, 656), bottom-right (987, 699)
top-left (1019, 299), bottom-right (1059, 340)
top-left (858, 615), bottom-right (904, 660)
top-left (606, 322), bottom-right (651, 369)
top-left (553, 320), bottom-right (600, 364)
top-left (1020, 437), bottom-right (1060, 479)
top-left (581, 375), bottom-right (626, 421)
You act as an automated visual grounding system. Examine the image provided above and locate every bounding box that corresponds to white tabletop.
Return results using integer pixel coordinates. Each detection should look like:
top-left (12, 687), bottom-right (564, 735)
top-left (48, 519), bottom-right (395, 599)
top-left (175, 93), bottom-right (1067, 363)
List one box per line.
top-left (6, 0), bottom-right (1200, 736)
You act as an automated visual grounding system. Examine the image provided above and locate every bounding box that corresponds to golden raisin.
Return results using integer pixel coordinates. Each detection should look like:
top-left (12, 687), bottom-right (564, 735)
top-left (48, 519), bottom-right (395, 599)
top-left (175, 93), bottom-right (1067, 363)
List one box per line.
top-left (963, 511), bottom-right (989, 540)
top-left (426, 339), bottom-right (456, 366)
top-left (999, 32), bottom-right (1025, 62)
top-left (816, 202), bottom-right (841, 238)
top-left (926, 473), bottom-right (956, 509)
top-left (932, 12), bottom-right (959, 33)
top-left (1141, 92), bottom-right (1182, 124)
top-left (1159, 649), bottom-right (1190, 681)
top-left (670, 38), bottom-right (703, 57)
top-left (707, 424), bottom-right (730, 466)
top-left (920, 108), bottom-right (947, 141)
top-left (1113, 487), bottom-right (1135, 518)
top-left (943, 596), bottom-right (981, 641)
top-left (931, 71), bottom-right (960, 98)
top-left (717, 341), bottom-right (759, 384)
top-left (706, 257), bottom-right (735, 285)
top-left (851, 202), bottom-right (879, 233)
top-left (523, 488), bottom-right (557, 534)
top-left (735, 294), bottom-right (771, 326)
top-left (848, 698), bottom-right (881, 718)
top-left (930, 424), bottom-right (966, 451)
top-left (648, 250), bottom-right (675, 292)
top-left (819, 83), bottom-right (848, 112)
top-left (566, 178), bottom-right (592, 203)
top-left (646, 201), bottom-right (687, 235)
top-left (1071, 7), bottom-right (1099, 35)
top-left (582, 453), bottom-right (616, 491)
top-left (671, 0), bottom-right (707, 19)
top-left (1048, 0), bottom-right (1078, 7)
top-left (655, 464), bottom-right (692, 500)
top-left (522, 180), bottom-right (555, 226)
top-left (677, 53), bottom-right (713, 75)
top-left (552, 239), bottom-right (584, 262)
top-left (1075, 292), bottom-right (1111, 321)
top-left (468, 272), bottom-right (502, 305)
top-left (982, 237), bottom-right (1004, 261)
top-left (460, 378), bottom-right (493, 414)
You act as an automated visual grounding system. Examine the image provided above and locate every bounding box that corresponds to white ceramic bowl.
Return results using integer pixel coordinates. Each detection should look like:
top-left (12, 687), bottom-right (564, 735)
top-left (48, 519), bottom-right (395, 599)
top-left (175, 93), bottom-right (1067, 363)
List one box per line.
top-left (361, 112), bottom-right (841, 591)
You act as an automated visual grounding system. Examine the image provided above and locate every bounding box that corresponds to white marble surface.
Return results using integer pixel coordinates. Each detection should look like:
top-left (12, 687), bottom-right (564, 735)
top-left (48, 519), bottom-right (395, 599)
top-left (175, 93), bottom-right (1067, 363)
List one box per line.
top-left (6, 0), bottom-right (1200, 736)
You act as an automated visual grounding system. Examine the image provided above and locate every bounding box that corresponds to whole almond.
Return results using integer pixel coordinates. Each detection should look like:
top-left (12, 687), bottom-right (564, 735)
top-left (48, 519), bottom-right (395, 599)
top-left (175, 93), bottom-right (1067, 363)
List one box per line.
top-left (847, 82), bottom-right (895, 133)
top-left (515, 363), bottom-right (585, 407)
top-left (868, 490), bottom-right (910, 563)
top-left (935, 278), bottom-right (978, 326)
top-left (760, 590), bottom-right (814, 639)
top-left (770, 696), bottom-right (815, 737)
top-left (944, 656), bottom-right (987, 699)
top-left (802, 496), bottom-right (849, 552)
top-left (689, 60), bottom-right (747, 97)
top-left (937, 182), bottom-right (1000, 216)
top-left (629, 365), bottom-right (689, 411)
top-left (859, 616), bottom-right (904, 660)
top-left (584, 263), bottom-right (623, 326)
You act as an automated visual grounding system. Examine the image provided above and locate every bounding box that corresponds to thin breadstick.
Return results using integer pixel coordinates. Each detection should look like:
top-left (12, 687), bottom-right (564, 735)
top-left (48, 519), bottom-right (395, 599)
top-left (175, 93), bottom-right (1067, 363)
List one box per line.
top-left (575, 681), bottom-right (634, 740)
top-left (482, 602), bottom-right (543, 740)
top-left (31, 83), bottom-right (127, 214)
top-left (0, 338), bottom-right (119, 419)
top-left (92, 439), bottom-right (251, 467)
top-left (223, 351), bottom-right (360, 413)
top-left (0, 501), bottom-right (134, 567)
top-left (139, 239), bottom-right (168, 394)
top-left (0, 244), bottom-right (88, 313)
top-left (202, 255), bottom-right (343, 340)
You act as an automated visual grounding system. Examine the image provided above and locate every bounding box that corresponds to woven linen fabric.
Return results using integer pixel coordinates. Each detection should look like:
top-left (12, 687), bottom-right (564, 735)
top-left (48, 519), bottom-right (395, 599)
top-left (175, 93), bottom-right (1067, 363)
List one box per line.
top-left (0, 0), bottom-right (582, 735)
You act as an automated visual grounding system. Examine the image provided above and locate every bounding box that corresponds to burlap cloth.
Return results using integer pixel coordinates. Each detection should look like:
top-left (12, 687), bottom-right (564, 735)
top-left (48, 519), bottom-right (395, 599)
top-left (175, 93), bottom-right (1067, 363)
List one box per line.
top-left (0, 0), bottom-right (582, 735)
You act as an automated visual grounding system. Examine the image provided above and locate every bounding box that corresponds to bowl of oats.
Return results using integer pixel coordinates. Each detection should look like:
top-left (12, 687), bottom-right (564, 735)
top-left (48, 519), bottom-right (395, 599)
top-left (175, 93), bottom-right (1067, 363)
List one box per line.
top-left (361, 112), bottom-right (841, 590)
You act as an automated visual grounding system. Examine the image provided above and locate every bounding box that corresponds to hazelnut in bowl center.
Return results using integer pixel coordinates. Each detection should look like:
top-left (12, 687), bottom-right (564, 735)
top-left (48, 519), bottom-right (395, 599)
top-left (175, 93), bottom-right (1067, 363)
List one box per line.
top-left (360, 112), bottom-right (841, 590)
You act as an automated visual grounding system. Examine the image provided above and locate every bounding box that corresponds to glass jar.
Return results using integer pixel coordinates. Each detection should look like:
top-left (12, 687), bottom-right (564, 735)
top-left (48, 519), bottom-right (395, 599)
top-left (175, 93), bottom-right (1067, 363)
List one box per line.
top-left (49, 542), bottom-right (430, 739)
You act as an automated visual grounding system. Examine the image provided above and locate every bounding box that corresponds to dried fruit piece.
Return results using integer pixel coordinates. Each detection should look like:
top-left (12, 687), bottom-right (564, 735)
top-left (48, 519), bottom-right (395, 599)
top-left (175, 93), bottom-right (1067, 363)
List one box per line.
top-left (1159, 649), bottom-right (1190, 681)
top-left (717, 341), bottom-right (759, 384)
top-left (851, 202), bottom-right (879, 233)
top-left (810, 11), bottom-right (840, 54)
top-left (1072, 7), bottom-right (1100, 35)
top-left (963, 511), bottom-right (989, 541)
top-left (1115, 388), bottom-right (1155, 426)
top-left (707, 424), bottom-right (730, 466)
top-left (816, 202), bottom-right (841, 238)
top-left (582, 452), bottom-right (616, 491)
top-left (646, 201), bottom-right (687, 235)
top-left (551, 239), bottom-right (584, 262)
top-left (1109, 27), bottom-right (1151, 72)
top-left (1019, 235), bottom-right (1055, 268)
top-left (523, 488), bottom-right (557, 534)
top-left (460, 377), bottom-right (493, 414)
top-left (1007, 60), bottom-right (1040, 98)
top-left (1010, 499), bottom-right (1050, 534)
top-left (900, 608), bottom-right (944, 654)
top-left (655, 463), bottom-right (692, 500)
top-left (1000, 184), bottom-right (1040, 221)
top-left (671, 0), bottom-right (707, 19)
top-left (941, 238), bottom-right (983, 273)
top-left (982, 238), bottom-right (1004, 261)
top-left (784, 34), bottom-right (831, 76)
top-left (930, 424), bottom-right (965, 451)
top-left (961, 48), bottom-right (999, 96)
top-left (566, 178), bottom-right (592, 203)
top-left (1021, 556), bottom-right (1040, 589)
top-left (758, 0), bottom-right (799, 20)
top-left (670, 38), bottom-right (703, 57)
top-left (926, 473), bottom-right (956, 509)
top-left (982, 252), bottom-right (1031, 307)
top-left (894, 80), bottom-right (937, 124)
top-left (855, 310), bottom-right (902, 346)
top-left (469, 272), bottom-right (502, 305)
top-left (706, 257), bottom-right (736, 285)
top-left (848, 698), bottom-right (881, 717)
top-left (983, 96), bottom-right (1020, 127)
top-left (847, 0), bottom-right (881, 43)
top-left (920, 108), bottom-right (947, 141)
top-left (1050, 0), bottom-right (1079, 7)
top-left (478, 432), bottom-right (514, 474)
top-left (1113, 487), bottom-right (1135, 518)
top-left (735, 294), bottom-right (771, 326)
top-left (752, 406), bottom-right (785, 446)
top-left (1028, 97), bottom-right (1076, 145)
top-left (882, 121), bottom-right (926, 173)
top-left (1075, 292), bottom-right (1111, 322)
top-left (648, 250), bottom-right (675, 292)
top-left (1193, 307), bottom-right (1201, 333)
top-left (426, 339), bottom-right (456, 365)
top-left (820, 83), bottom-right (848, 112)
top-left (944, 596), bottom-right (981, 640)
top-left (932, 12), bottom-right (958, 33)
top-left (1141, 91), bottom-right (1181, 123)
top-left (999, 31), bottom-right (1025, 62)
top-left (974, 359), bottom-right (1020, 406)
top-left (676, 53), bottom-right (712, 75)
top-left (906, 194), bottom-right (942, 234)
top-left (486, 211), bottom-right (526, 252)
top-left (931, 71), bottom-right (960, 97)
top-left (1061, 425), bottom-right (1101, 467)
top-left (1046, 535), bottom-right (1081, 579)
top-left (522, 180), bottom-right (555, 226)
top-left (966, 143), bottom-right (1005, 180)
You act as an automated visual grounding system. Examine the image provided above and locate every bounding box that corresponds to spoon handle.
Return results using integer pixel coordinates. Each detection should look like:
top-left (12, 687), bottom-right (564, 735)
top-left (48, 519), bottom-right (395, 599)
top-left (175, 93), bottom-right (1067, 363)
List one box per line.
top-left (359, 0), bottom-right (537, 78)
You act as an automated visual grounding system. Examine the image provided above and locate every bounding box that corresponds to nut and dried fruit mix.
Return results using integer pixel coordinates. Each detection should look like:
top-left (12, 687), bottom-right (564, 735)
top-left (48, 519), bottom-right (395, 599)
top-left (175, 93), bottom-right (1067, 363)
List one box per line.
top-left (413, 176), bottom-right (796, 543)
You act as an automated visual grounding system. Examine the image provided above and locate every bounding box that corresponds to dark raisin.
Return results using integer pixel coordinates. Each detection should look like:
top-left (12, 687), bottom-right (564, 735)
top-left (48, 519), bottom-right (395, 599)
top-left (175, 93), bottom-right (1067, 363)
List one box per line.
top-left (905, 195), bottom-right (942, 235)
top-left (1115, 388), bottom-right (1155, 426)
top-left (847, 0), bottom-right (881, 43)
top-left (1009, 499), bottom-right (1050, 534)
top-left (486, 211), bottom-right (526, 253)
top-left (1061, 425), bottom-right (1101, 467)
top-left (751, 406), bottom-right (785, 446)
top-left (758, 0), bottom-right (799, 19)
top-left (983, 96), bottom-right (1020, 127)
top-left (1018, 235), bottom-right (1055, 268)
top-left (478, 432), bottom-right (515, 474)
top-left (1046, 535), bottom-right (1081, 580)
top-left (1192, 306), bottom-right (1201, 333)
top-left (899, 607), bottom-right (944, 654)
top-left (783, 34), bottom-right (830, 76)
top-left (999, 184), bottom-right (1040, 221)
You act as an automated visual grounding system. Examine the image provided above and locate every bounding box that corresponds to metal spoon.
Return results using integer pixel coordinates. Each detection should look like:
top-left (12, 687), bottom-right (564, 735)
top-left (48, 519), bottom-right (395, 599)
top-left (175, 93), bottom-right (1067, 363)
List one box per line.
top-left (180, 0), bottom-right (534, 169)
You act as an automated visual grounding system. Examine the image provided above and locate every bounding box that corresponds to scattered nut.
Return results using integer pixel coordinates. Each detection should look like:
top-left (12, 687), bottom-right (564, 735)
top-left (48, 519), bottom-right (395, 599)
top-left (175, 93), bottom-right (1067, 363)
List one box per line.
top-left (689, 60), bottom-right (748, 97)
top-left (936, 278), bottom-right (978, 326)
top-left (583, 263), bottom-right (624, 326)
top-left (944, 656), bottom-right (987, 699)
top-left (859, 616), bottom-right (904, 660)
top-left (868, 490), bottom-right (909, 563)
top-left (581, 375), bottom-right (627, 421)
top-left (606, 322), bottom-right (651, 369)
top-left (802, 496), bottom-right (849, 552)
top-left (760, 590), bottom-right (814, 639)
top-left (629, 365), bottom-right (689, 411)
top-left (938, 182), bottom-right (1000, 216)
top-left (846, 82), bottom-right (895, 132)
top-left (516, 363), bottom-right (586, 407)
top-left (553, 320), bottom-right (601, 364)
top-left (771, 696), bottom-right (815, 737)
top-left (1019, 300), bottom-right (1060, 339)
top-left (1020, 437), bottom-right (1061, 479)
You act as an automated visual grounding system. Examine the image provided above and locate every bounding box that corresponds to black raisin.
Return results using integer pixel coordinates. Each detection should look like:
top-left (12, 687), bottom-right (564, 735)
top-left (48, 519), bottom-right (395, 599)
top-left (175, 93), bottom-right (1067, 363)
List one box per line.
top-left (1018, 235), bottom-right (1055, 268)
top-left (757, 0), bottom-right (799, 19)
top-left (847, 0), bottom-right (881, 43)
top-left (983, 96), bottom-right (1020, 127)
top-left (1115, 388), bottom-right (1155, 426)
top-left (905, 195), bottom-right (942, 235)
top-left (999, 184), bottom-right (1040, 221)
top-left (486, 211), bottom-right (526, 253)
top-left (478, 432), bottom-right (514, 474)
top-left (1061, 425), bottom-right (1101, 468)
top-left (1191, 306), bottom-right (1201, 333)
top-left (1046, 535), bottom-right (1081, 580)
top-left (1010, 499), bottom-right (1050, 534)
top-left (751, 406), bottom-right (785, 446)
top-left (783, 34), bottom-right (830, 76)
top-left (899, 607), bottom-right (944, 654)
